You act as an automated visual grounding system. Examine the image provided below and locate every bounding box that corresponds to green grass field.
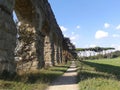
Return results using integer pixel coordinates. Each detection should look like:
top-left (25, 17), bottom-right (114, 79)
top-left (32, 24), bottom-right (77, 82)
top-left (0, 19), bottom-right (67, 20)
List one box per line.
top-left (77, 57), bottom-right (120, 90)
top-left (0, 62), bottom-right (71, 90)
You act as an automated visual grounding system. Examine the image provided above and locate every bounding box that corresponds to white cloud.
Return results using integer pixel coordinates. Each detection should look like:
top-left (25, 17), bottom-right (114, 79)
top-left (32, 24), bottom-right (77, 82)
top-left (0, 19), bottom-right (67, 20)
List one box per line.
top-left (70, 34), bottom-right (79, 41)
top-left (73, 42), bottom-right (76, 45)
top-left (95, 30), bottom-right (108, 39)
top-left (76, 25), bottom-right (80, 29)
top-left (112, 34), bottom-right (120, 38)
top-left (70, 36), bottom-right (76, 40)
top-left (64, 34), bottom-right (67, 37)
top-left (104, 23), bottom-right (110, 28)
top-left (116, 24), bottom-right (120, 30)
top-left (60, 26), bottom-right (68, 32)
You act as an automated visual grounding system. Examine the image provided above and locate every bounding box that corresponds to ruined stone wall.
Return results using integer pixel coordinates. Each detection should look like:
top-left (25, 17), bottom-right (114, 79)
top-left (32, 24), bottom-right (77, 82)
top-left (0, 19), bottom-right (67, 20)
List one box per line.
top-left (0, 0), bottom-right (69, 73)
top-left (15, 0), bottom-right (64, 71)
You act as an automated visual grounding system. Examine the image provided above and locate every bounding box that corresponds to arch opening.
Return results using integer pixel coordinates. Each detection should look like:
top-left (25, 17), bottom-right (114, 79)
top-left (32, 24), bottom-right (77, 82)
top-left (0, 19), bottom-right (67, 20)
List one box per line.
top-left (13, 0), bottom-right (43, 72)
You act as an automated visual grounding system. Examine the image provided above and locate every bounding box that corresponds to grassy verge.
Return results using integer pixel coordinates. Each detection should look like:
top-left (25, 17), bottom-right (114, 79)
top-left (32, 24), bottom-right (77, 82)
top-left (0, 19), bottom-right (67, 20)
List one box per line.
top-left (77, 57), bottom-right (120, 90)
top-left (0, 62), bottom-right (71, 90)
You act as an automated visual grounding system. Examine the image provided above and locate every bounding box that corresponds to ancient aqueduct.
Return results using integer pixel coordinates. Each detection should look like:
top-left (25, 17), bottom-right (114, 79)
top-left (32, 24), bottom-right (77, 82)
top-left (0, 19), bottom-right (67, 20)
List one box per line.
top-left (0, 0), bottom-right (76, 74)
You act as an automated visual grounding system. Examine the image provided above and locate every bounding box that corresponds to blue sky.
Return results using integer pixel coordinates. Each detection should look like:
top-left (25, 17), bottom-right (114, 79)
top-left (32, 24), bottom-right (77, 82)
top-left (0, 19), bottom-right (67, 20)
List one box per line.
top-left (48, 0), bottom-right (120, 50)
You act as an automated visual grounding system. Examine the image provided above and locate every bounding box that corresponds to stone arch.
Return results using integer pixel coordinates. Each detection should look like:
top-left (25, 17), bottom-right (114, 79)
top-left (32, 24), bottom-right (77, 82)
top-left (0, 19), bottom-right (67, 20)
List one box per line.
top-left (14, 0), bottom-right (44, 72)
top-left (15, 0), bottom-right (36, 25)
top-left (41, 20), bottom-right (50, 35)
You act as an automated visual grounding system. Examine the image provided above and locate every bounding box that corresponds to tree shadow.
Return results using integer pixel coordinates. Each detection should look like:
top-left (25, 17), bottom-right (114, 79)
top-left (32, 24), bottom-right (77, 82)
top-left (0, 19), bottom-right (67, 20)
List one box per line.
top-left (0, 68), bottom-right (65, 84)
top-left (78, 61), bottom-right (120, 81)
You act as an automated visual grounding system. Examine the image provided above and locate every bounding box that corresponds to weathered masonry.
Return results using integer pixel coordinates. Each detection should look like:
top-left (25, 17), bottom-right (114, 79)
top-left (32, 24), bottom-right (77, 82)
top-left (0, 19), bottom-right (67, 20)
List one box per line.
top-left (0, 0), bottom-right (76, 73)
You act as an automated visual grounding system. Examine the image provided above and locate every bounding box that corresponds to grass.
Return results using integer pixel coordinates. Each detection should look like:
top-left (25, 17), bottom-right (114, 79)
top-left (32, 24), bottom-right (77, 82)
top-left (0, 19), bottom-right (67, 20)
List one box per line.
top-left (77, 57), bottom-right (120, 90)
top-left (0, 62), bottom-right (71, 90)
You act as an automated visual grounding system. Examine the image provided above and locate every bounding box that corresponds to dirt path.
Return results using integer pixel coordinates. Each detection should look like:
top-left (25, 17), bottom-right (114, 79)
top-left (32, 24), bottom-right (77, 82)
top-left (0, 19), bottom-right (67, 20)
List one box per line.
top-left (46, 61), bottom-right (79, 90)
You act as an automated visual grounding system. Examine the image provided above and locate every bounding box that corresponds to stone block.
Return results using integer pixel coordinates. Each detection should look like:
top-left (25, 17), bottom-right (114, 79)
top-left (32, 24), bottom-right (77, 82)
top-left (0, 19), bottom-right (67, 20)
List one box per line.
top-left (0, 0), bottom-right (14, 14)
top-left (0, 50), bottom-right (7, 61)
top-left (0, 30), bottom-right (6, 40)
top-left (0, 40), bottom-right (5, 49)
top-left (17, 60), bottom-right (39, 72)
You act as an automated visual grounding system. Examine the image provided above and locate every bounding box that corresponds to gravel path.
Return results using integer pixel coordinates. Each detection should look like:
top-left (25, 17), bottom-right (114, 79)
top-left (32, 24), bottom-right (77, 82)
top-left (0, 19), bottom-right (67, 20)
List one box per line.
top-left (46, 61), bottom-right (79, 90)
